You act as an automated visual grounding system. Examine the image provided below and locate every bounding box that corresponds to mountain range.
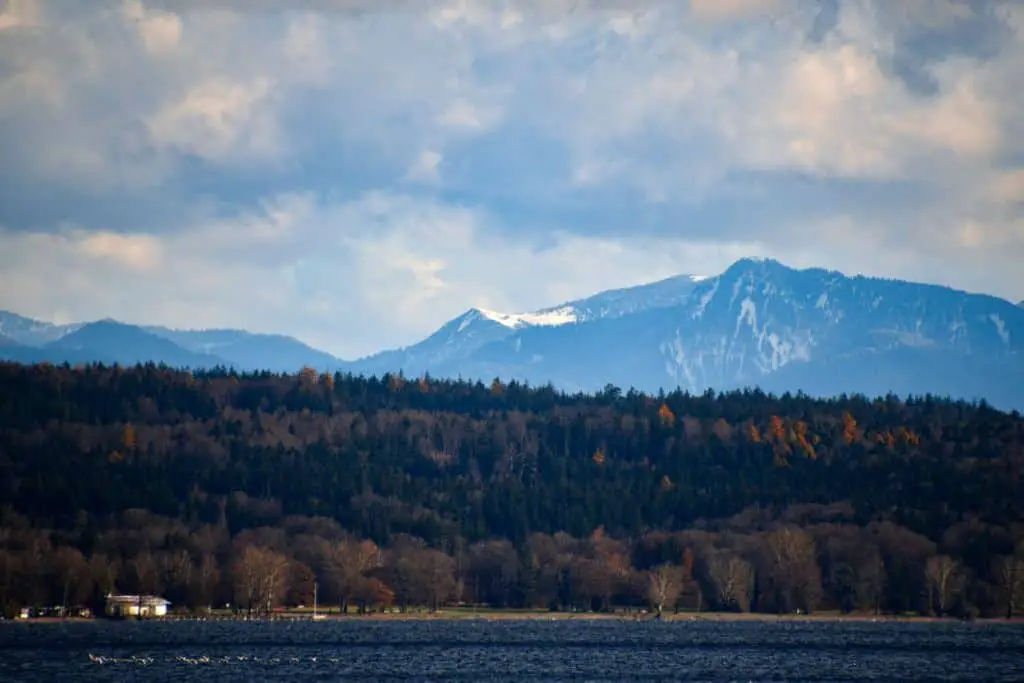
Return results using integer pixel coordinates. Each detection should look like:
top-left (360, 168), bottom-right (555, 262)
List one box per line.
top-left (0, 314), bottom-right (335, 374)
top-left (3, 258), bottom-right (1023, 409)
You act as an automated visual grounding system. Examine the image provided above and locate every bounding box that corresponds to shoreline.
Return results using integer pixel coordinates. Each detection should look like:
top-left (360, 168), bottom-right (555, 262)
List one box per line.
top-left (7, 610), bottom-right (1023, 625)
top-left (312, 611), bottom-right (1024, 624)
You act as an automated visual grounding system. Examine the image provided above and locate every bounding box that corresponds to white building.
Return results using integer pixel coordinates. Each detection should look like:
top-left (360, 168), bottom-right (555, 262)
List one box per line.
top-left (104, 594), bottom-right (171, 617)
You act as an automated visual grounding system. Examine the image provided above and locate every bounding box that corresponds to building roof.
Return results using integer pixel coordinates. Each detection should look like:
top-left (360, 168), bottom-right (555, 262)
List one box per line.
top-left (105, 594), bottom-right (170, 605)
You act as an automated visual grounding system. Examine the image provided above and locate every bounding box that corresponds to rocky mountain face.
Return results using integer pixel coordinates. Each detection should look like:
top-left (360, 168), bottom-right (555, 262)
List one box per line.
top-left (2, 259), bottom-right (1022, 407)
top-left (348, 273), bottom-right (710, 375)
top-left (347, 258), bottom-right (1024, 408)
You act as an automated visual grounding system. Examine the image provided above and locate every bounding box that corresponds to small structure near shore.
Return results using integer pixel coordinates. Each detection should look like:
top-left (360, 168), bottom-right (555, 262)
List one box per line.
top-left (104, 594), bottom-right (170, 618)
top-left (16, 606), bottom-right (92, 620)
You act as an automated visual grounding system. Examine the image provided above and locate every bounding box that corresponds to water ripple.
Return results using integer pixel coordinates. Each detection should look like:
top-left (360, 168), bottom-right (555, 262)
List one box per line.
top-left (1, 619), bottom-right (1022, 682)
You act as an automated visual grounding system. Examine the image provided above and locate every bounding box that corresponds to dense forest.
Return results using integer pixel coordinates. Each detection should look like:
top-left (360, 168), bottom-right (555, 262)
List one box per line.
top-left (0, 362), bottom-right (1022, 619)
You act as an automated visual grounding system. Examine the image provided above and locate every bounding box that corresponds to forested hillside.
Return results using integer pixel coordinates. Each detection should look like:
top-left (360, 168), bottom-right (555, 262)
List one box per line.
top-left (0, 363), bottom-right (1022, 619)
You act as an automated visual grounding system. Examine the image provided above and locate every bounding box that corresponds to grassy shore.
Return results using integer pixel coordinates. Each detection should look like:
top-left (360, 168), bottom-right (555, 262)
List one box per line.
top-left (8, 607), bottom-right (1022, 624)
top-left (275, 607), bottom-right (1022, 624)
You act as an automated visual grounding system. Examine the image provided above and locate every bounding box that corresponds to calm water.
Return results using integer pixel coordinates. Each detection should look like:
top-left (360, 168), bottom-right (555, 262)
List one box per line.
top-left (1, 618), bottom-right (1022, 682)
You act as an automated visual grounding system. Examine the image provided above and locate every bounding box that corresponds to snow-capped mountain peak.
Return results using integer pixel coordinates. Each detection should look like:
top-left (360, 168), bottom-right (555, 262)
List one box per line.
top-left (347, 258), bottom-right (1024, 409)
top-left (352, 273), bottom-right (711, 375)
top-left (467, 273), bottom-right (711, 332)
top-left (4, 258), bottom-right (1023, 408)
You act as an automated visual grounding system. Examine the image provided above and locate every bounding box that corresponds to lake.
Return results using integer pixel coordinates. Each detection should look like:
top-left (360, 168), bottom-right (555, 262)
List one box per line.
top-left (1, 618), bottom-right (1022, 681)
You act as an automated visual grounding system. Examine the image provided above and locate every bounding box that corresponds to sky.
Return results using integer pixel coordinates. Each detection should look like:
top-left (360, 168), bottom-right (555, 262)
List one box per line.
top-left (0, 0), bottom-right (1022, 359)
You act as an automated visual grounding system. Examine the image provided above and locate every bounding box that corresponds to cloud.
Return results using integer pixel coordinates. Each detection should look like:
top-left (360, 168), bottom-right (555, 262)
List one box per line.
top-left (406, 150), bottom-right (444, 183)
top-left (122, 0), bottom-right (182, 53)
top-left (689, 0), bottom-right (791, 22)
top-left (76, 231), bottom-right (164, 271)
top-left (0, 192), bottom-right (755, 356)
top-left (989, 170), bottom-right (1024, 205)
top-left (437, 98), bottom-right (503, 131)
top-left (2, 188), bottom-right (1011, 358)
top-left (0, 0), bottom-right (1021, 355)
top-left (147, 78), bottom-right (280, 161)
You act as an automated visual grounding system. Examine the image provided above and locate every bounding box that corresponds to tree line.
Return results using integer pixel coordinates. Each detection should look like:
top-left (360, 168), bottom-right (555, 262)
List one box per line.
top-left (0, 362), bottom-right (1022, 618)
top-left (2, 509), bottom-right (1022, 619)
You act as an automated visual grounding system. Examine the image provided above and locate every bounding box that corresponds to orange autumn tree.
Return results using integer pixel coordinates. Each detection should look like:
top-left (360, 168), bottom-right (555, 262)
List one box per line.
top-left (792, 420), bottom-right (817, 460)
top-left (657, 403), bottom-right (676, 429)
top-left (121, 423), bottom-right (137, 451)
top-left (875, 430), bottom-right (896, 449)
top-left (387, 374), bottom-right (406, 392)
top-left (894, 426), bottom-right (921, 447)
top-left (768, 416), bottom-right (788, 446)
top-left (711, 418), bottom-right (733, 442)
top-left (841, 411), bottom-right (859, 445)
top-left (746, 422), bottom-right (763, 443)
top-left (768, 416), bottom-right (791, 467)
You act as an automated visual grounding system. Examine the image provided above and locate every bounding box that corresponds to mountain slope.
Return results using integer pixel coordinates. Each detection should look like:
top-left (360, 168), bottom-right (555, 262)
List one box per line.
top-left (382, 258), bottom-right (1024, 408)
top-left (758, 347), bottom-right (1024, 409)
top-left (2, 262), bottom-right (1021, 407)
top-left (348, 273), bottom-right (709, 377)
top-left (554, 272), bottom-right (709, 323)
top-left (145, 327), bottom-right (341, 372)
top-left (42, 321), bottom-right (228, 368)
top-left (0, 333), bottom-right (22, 349)
top-left (349, 309), bottom-right (518, 377)
top-left (0, 311), bottom-right (342, 372)
top-left (0, 311), bottom-right (81, 346)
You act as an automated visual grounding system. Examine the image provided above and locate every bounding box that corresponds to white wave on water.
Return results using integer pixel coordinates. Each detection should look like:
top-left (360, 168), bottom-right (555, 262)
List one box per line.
top-left (88, 653), bottom-right (345, 667)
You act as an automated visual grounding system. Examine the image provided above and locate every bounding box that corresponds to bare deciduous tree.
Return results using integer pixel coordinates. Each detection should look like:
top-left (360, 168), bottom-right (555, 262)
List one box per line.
top-left (160, 549), bottom-right (193, 607)
top-left (647, 563), bottom-right (684, 616)
top-left (127, 551), bottom-right (162, 596)
top-left (925, 554), bottom-right (961, 616)
top-left (51, 546), bottom-right (89, 613)
top-left (190, 554), bottom-right (220, 611)
top-left (422, 549), bottom-right (459, 612)
top-left (324, 539), bottom-right (381, 614)
top-left (704, 549), bottom-right (754, 612)
top-left (232, 545), bottom-right (290, 615)
top-left (762, 526), bottom-right (821, 614)
top-left (466, 540), bottom-right (520, 608)
top-left (87, 553), bottom-right (118, 607)
top-left (992, 554), bottom-right (1022, 619)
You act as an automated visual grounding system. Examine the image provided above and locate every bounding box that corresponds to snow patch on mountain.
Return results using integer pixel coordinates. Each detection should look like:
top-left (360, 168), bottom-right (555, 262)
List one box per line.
top-left (692, 279), bottom-right (720, 319)
top-left (476, 306), bottom-right (578, 329)
top-left (468, 274), bottom-right (712, 332)
top-left (0, 311), bottom-right (83, 346)
top-left (990, 314), bottom-right (1011, 345)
